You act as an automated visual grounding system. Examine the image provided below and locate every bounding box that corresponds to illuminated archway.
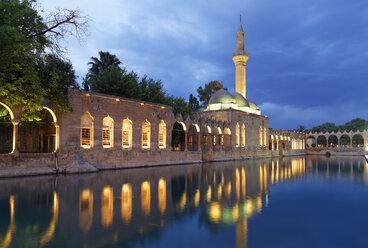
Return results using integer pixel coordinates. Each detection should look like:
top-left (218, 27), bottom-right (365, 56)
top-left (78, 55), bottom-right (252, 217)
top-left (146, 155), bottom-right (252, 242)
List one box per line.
top-left (340, 134), bottom-right (351, 147)
top-left (327, 135), bottom-right (338, 147)
top-left (81, 112), bottom-right (94, 149)
top-left (223, 127), bottom-right (232, 151)
top-left (141, 120), bottom-right (151, 149)
top-left (158, 120), bottom-right (166, 149)
top-left (102, 116), bottom-right (114, 148)
top-left (172, 122), bottom-right (186, 151)
top-left (0, 104), bottom-right (13, 153)
top-left (122, 118), bottom-right (132, 149)
top-left (352, 134), bottom-right (364, 147)
top-left (317, 136), bottom-right (327, 147)
top-left (187, 124), bottom-right (199, 151)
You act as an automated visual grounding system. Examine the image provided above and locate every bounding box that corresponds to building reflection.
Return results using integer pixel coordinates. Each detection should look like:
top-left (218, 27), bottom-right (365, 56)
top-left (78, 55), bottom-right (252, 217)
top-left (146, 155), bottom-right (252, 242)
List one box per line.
top-left (101, 186), bottom-right (113, 228)
top-left (80, 189), bottom-right (93, 233)
top-left (3, 156), bottom-right (368, 247)
top-left (121, 184), bottom-right (132, 223)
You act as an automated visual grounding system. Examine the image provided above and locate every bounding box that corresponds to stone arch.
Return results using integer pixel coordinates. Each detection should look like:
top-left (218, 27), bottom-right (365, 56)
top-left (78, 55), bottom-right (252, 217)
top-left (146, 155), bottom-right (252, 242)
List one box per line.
top-left (223, 127), bottom-right (232, 151)
top-left (102, 116), bottom-right (114, 148)
top-left (201, 124), bottom-right (211, 151)
top-left (307, 136), bottom-right (316, 147)
top-left (317, 135), bottom-right (327, 147)
top-left (187, 124), bottom-right (199, 151)
top-left (142, 120), bottom-right (151, 149)
top-left (352, 134), bottom-right (364, 147)
top-left (122, 118), bottom-right (133, 149)
top-left (158, 120), bottom-right (166, 149)
top-left (81, 112), bottom-right (94, 149)
top-left (269, 135), bottom-right (273, 150)
top-left (0, 103), bottom-right (14, 153)
top-left (18, 108), bottom-right (57, 153)
top-left (327, 135), bottom-right (338, 147)
top-left (172, 122), bottom-right (186, 151)
top-left (340, 134), bottom-right (351, 147)
top-left (213, 126), bottom-right (222, 150)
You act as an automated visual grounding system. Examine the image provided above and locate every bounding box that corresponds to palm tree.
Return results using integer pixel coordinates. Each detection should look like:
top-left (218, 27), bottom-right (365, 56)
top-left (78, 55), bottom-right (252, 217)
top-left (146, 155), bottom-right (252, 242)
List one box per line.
top-left (86, 51), bottom-right (122, 79)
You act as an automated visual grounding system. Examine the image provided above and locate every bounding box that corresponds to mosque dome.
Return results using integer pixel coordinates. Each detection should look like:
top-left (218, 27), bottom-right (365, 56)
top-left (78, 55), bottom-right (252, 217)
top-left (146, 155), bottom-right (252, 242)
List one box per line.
top-left (247, 99), bottom-right (260, 111)
top-left (208, 89), bottom-right (236, 105)
top-left (232, 92), bottom-right (249, 108)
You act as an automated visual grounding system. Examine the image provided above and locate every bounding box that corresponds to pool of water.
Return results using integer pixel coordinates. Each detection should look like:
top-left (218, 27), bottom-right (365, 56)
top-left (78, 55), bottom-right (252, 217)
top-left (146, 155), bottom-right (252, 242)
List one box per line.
top-left (0, 156), bottom-right (367, 248)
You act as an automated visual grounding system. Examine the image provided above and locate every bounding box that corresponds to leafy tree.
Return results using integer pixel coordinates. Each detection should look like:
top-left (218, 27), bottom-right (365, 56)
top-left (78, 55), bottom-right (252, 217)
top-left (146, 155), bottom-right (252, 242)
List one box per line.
top-left (196, 80), bottom-right (222, 107)
top-left (84, 51), bottom-right (122, 90)
top-left (139, 76), bottom-right (167, 104)
top-left (189, 94), bottom-right (199, 112)
top-left (89, 65), bottom-right (140, 99)
top-left (296, 125), bottom-right (306, 132)
top-left (343, 118), bottom-right (368, 132)
top-left (36, 54), bottom-right (79, 112)
top-left (167, 96), bottom-right (191, 117)
top-left (0, 0), bottom-right (88, 120)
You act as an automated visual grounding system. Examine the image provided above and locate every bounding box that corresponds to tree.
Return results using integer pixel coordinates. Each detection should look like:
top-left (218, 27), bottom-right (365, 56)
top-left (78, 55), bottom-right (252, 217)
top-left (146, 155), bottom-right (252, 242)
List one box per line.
top-left (295, 125), bottom-right (306, 132)
top-left (139, 76), bottom-right (167, 104)
top-left (89, 65), bottom-right (140, 99)
top-left (0, 0), bottom-right (88, 120)
top-left (189, 94), bottom-right (200, 112)
top-left (343, 118), bottom-right (368, 132)
top-left (36, 54), bottom-right (79, 113)
top-left (196, 80), bottom-right (222, 107)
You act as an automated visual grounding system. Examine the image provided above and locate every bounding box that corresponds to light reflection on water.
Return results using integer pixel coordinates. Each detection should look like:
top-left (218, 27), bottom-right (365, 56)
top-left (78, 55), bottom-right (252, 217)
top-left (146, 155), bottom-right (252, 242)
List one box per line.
top-left (0, 156), bottom-right (367, 247)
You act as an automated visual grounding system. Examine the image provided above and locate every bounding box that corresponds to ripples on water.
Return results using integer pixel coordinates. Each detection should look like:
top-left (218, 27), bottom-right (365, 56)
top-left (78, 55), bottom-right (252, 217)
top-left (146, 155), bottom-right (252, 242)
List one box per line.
top-left (0, 156), bottom-right (367, 248)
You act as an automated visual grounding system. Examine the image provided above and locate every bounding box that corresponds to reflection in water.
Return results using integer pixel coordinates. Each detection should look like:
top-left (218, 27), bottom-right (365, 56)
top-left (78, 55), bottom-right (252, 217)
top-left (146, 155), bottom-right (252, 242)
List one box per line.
top-left (158, 179), bottom-right (166, 215)
top-left (0, 195), bottom-right (15, 248)
top-left (121, 184), bottom-right (132, 223)
top-left (101, 186), bottom-right (114, 228)
top-left (2, 156), bottom-right (368, 247)
top-left (40, 192), bottom-right (59, 246)
top-left (141, 181), bottom-right (151, 216)
top-left (80, 189), bottom-right (93, 233)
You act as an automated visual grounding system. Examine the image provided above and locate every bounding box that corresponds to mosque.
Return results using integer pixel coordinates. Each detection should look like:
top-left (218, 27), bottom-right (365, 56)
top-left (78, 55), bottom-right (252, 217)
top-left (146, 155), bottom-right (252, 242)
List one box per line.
top-left (0, 20), bottom-right (306, 175)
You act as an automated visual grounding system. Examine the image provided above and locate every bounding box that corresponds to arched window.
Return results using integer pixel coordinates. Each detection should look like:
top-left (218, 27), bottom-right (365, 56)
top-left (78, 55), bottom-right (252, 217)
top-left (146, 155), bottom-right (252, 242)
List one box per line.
top-left (122, 118), bottom-right (132, 149)
top-left (235, 123), bottom-right (240, 147)
top-left (102, 116), bottom-right (114, 148)
top-left (158, 120), bottom-right (166, 149)
top-left (263, 128), bottom-right (267, 147)
top-left (142, 120), bottom-right (151, 149)
top-left (81, 112), bottom-right (94, 149)
top-left (241, 124), bottom-right (245, 147)
top-left (259, 126), bottom-right (263, 147)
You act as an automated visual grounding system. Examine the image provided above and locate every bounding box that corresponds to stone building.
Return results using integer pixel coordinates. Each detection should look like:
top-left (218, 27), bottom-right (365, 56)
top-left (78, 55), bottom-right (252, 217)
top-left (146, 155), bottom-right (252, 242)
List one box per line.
top-left (0, 20), bottom-right (306, 176)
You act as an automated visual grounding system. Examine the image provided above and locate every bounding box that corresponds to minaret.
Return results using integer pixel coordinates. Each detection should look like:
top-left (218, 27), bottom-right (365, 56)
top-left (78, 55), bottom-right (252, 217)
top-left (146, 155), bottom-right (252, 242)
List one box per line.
top-left (232, 15), bottom-right (249, 98)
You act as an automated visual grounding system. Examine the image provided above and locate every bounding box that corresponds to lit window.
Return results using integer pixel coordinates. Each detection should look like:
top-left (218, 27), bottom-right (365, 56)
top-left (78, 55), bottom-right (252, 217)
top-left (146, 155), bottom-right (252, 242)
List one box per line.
top-left (142, 120), bottom-right (151, 149)
top-left (122, 118), bottom-right (132, 149)
top-left (203, 135), bottom-right (208, 146)
top-left (81, 128), bottom-right (91, 147)
top-left (236, 123), bottom-right (240, 147)
top-left (188, 135), bottom-right (193, 146)
top-left (158, 120), bottom-right (166, 149)
top-left (263, 128), bottom-right (267, 147)
top-left (102, 116), bottom-right (114, 148)
top-left (259, 126), bottom-right (263, 147)
top-left (241, 124), bottom-right (245, 147)
top-left (212, 135), bottom-right (216, 146)
top-left (81, 112), bottom-right (94, 149)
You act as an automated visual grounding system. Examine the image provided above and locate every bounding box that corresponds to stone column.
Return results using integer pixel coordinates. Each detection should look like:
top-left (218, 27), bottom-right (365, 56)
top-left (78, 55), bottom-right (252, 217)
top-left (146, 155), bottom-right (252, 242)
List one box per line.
top-left (184, 131), bottom-right (188, 151)
top-left (11, 121), bottom-right (19, 155)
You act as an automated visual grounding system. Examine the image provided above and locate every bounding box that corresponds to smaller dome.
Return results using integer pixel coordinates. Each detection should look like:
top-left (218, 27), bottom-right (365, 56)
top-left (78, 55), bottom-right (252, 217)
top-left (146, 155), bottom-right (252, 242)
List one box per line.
top-left (247, 99), bottom-right (259, 110)
top-left (208, 89), bottom-right (236, 105)
top-left (232, 93), bottom-right (249, 108)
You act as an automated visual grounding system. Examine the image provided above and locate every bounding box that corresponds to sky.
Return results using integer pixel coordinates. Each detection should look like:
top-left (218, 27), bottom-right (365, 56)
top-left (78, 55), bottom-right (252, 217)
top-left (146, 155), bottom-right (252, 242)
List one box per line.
top-left (38, 0), bottom-right (368, 130)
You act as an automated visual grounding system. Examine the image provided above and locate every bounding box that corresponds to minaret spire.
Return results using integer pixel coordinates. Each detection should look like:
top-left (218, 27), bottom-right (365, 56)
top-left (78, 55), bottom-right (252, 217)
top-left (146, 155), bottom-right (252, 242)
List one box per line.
top-left (233, 15), bottom-right (249, 98)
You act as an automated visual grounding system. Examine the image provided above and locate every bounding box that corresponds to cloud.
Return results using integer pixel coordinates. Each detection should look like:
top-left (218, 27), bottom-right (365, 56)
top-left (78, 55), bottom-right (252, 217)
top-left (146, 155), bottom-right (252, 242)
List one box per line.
top-left (261, 101), bottom-right (368, 130)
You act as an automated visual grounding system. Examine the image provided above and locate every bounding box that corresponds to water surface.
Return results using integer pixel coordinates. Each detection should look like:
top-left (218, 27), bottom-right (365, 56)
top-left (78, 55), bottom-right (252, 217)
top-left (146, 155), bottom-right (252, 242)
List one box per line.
top-left (0, 156), bottom-right (367, 248)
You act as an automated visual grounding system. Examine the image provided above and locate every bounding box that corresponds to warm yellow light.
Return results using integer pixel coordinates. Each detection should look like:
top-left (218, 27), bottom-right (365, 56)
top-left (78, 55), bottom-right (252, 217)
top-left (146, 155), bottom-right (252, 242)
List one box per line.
top-left (101, 186), bottom-right (114, 228)
top-left (241, 168), bottom-right (246, 199)
top-left (246, 199), bottom-right (253, 217)
top-left (40, 192), bottom-right (59, 246)
top-left (235, 168), bottom-right (240, 201)
top-left (141, 181), bottom-right (151, 216)
top-left (225, 181), bottom-right (232, 199)
top-left (121, 184), bottom-right (132, 223)
top-left (158, 179), bottom-right (166, 215)
top-left (206, 186), bottom-right (212, 202)
top-left (256, 196), bottom-right (262, 213)
top-left (79, 189), bottom-right (93, 233)
top-left (177, 191), bottom-right (187, 212)
top-left (217, 184), bottom-right (222, 200)
top-left (232, 204), bottom-right (239, 223)
top-left (209, 202), bottom-right (221, 223)
top-left (194, 189), bottom-right (200, 208)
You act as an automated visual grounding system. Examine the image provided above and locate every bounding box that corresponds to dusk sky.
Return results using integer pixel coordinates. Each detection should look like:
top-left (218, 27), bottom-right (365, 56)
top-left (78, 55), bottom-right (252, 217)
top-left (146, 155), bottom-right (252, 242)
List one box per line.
top-left (38, 0), bottom-right (368, 130)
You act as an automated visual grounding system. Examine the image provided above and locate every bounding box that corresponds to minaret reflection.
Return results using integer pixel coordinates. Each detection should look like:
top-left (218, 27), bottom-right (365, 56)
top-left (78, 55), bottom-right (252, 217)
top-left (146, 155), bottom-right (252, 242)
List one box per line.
top-left (79, 189), bottom-right (93, 233)
top-left (141, 181), bottom-right (151, 216)
top-left (121, 184), bottom-right (132, 223)
top-left (101, 186), bottom-right (114, 228)
top-left (236, 218), bottom-right (248, 248)
top-left (158, 178), bottom-right (166, 215)
top-left (40, 191), bottom-right (59, 246)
